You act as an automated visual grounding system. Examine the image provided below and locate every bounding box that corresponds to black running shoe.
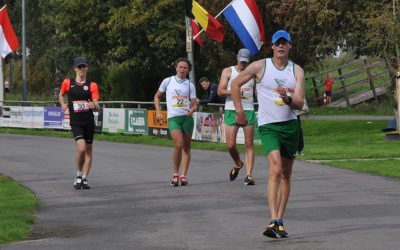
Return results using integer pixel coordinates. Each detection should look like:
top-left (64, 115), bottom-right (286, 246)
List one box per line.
top-left (82, 178), bottom-right (91, 189)
top-left (263, 220), bottom-right (279, 238)
top-left (74, 176), bottom-right (82, 190)
top-left (243, 175), bottom-right (255, 185)
top-left (277, 222), bottom-right (289, 238)
top-left (229, 161), bottom-right (243, 181)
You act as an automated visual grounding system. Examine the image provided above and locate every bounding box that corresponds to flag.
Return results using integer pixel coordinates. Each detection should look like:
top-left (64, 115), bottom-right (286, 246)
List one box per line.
top-left (191, 20), bottom-right (203, 47)
top-left (0, 6), bottom-right (19, 58)
top-left (223, 0), bottom-right (265, 56)
top-left (185, 0), bottom-right (224, 43)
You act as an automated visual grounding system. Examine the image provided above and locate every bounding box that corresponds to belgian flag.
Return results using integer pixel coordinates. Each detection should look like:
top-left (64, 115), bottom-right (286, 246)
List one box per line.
top-left (184, 0), bottom-right (224, 43)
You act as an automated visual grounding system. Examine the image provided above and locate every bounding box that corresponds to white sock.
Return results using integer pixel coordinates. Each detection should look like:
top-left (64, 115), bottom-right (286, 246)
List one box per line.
top-left (82, 175), bottom-right (87, 180)
top-left (77, 171), bottom-right (82, 177)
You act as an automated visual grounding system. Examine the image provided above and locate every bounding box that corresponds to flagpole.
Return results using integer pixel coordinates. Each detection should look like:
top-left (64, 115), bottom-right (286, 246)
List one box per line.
top-left (22, 0), bottom-right (27, 101)
top-left (0, 57), bottom-right (3, 106)
top-left (185, 16), bottom-right (196, 84)
top-left (193, 0), bottom-right (236, 39)
top-left (0, 4), bottom-right (5, 106)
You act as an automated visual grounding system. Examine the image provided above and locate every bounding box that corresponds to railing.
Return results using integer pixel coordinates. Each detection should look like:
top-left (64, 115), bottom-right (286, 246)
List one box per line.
top-left (306, 58), bottom-right (392, 106)
top-left (0, 100), bottom-right (228, 110)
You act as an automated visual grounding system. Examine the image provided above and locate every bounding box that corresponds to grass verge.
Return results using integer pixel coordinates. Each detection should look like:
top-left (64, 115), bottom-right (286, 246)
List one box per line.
top-left (0, 175), bottom-right (37, 244)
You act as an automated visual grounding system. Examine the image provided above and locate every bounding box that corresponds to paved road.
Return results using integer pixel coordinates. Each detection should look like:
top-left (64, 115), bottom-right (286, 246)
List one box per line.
top-left (1, 134), bottom-right (399, 250)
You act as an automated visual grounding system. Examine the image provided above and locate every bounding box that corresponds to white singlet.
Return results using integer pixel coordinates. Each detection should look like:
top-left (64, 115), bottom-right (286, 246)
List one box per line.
top-left (224, 66), bottom-right (255, 111)
top-left (256, 58), bottom-right (297, 125)
top-left (159, 76), bottom-right (196, 118)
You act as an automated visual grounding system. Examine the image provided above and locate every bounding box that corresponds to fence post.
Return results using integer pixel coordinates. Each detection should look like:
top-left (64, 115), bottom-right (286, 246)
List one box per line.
top-left (311, 77), bottom-right (322, 106)
top-left (364, 58), bottom-right (378, 101)
top-left (337, 68), bottom-right (350, 106)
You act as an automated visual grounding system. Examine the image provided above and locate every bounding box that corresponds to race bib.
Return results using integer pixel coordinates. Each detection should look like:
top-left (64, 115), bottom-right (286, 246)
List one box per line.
top-left (172, 96), bottom-right (189, 108)
top-left (72, 100), bottom-right (90, 113)
top-left (240, 88), bottom-right (251, 100)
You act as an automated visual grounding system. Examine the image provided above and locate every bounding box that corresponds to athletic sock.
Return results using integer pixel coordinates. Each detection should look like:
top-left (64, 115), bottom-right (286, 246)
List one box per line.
top-left (77, 171), bottom-right (82, 177)
top-left (276, 219), bottom-right (283, 225)
top-left (82, 175), bottom-right (87, 180)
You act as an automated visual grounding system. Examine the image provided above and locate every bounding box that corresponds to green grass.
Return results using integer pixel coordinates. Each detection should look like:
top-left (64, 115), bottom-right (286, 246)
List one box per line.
top-left (308, 104), bottom-right (395, 116)
top-left (323, 160), bottom-right (400, 179)
top-left (0, 175), bottom-right (37, 244)
top-left (297, 120), bottom-right (399, 160)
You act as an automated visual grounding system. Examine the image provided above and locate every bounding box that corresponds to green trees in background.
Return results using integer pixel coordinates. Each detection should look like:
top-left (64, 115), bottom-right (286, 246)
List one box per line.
top-left (4, 0), bottom-right (399, 101)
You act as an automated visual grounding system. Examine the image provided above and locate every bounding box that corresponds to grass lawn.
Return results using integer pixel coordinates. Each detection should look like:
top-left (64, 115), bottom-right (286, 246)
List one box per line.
top-left (0, 175), bottom-right (37, 244)
top-left (323, 160), bottom-right (400, 179)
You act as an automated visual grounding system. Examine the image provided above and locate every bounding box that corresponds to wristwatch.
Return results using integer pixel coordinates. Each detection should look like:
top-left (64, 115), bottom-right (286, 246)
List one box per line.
top-left (284, 96), bottom-right (292, 105)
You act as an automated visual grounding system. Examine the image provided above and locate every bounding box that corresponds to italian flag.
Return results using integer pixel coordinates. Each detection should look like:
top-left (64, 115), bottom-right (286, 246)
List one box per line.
top-left (0, 5), bottom-right (19, 58)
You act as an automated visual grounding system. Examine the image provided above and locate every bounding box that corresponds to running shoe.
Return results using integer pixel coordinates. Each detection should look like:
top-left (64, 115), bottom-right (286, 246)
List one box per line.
top-left (74, 176), bottom-right (82, 190)
top-left (82, 178), bottom-right (91, 189)
top-left (263, 220), bottom-right (280, 238)
top-left (243, 175), bottom-right (255, 185)
top-left (180, 175), bottom-right (188, 186)
top-left (170, 174), bottom-right (179, 186)
top-left (277, 221), bottom-right (289, 238)
top-left (229, 161), bottom-right (243, 181)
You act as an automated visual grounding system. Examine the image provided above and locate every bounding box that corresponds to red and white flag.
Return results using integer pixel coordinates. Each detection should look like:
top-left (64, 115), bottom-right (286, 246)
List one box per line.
top-left (191, 20), bottom-right (203, 47)
top-left (0, 6), bottom-right (19, 58)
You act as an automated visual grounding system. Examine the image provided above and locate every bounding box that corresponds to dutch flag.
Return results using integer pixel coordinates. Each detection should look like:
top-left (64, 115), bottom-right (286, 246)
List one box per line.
top-left (223, 0), bottom-right (265, 56)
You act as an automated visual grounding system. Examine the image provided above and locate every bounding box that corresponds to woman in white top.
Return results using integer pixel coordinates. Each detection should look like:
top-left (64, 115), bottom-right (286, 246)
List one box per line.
top-left (154, 58), bottom-right (197, 186)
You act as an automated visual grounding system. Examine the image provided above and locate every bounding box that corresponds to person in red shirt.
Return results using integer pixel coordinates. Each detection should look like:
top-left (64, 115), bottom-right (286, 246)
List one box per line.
top-left (322, 73), bottom-right (334, 106)
top-left (59, 57), bottom-right (100, 190)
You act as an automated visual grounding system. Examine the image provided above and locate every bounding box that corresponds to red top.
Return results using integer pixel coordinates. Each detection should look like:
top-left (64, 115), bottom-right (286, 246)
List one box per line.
top-left (60, 79), bottom-right (100, 100)
top-left (323, 78), bottom-right (334, 91)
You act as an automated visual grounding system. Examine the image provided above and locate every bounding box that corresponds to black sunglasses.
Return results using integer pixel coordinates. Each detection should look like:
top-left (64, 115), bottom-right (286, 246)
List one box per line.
top-left (273, 39), bottom-right (290, 46)
top-left (77, 65), bottom-right (87, 69)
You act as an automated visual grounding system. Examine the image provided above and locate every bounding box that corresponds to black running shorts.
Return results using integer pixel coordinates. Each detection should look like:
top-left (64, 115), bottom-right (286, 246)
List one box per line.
top-left (71, 122), bottom-right (95, 144)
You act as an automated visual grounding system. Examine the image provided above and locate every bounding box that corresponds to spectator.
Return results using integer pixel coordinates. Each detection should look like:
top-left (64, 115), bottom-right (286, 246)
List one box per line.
top-left (322, 73), bottom-right (334, 107)
top-left (197, 76), bottom-right (225, 105)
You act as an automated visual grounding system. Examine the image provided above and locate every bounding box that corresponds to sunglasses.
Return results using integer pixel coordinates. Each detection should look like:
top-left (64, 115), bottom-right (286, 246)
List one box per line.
top-left (273, 40), bottom-right (290, 46)
top-left (77, 65), bottom-right (87, 69)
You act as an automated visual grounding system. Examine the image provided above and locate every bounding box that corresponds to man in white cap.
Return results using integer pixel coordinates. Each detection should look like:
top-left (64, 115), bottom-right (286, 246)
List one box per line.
top-left (231, 30), bottom-right (305, 238)
top-left (217, 48), bottom-right (256, 186)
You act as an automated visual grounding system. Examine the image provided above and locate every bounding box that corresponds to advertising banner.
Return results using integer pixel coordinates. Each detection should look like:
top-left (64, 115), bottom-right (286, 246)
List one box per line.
top-left (62, 108), bottom-right (70, 130)
top-left (192, 111), bottom-right (260, 145)
top-left (94, 110), bottom-right (103, 133)
top-left (10, 106), bottom-right (23, 128)
top-left (102, 108), bottom-right (125, 133)
top-left (44, 107), bottom-right (64, 129)
top-left (147, 110), bottom-right (169, 137)
top-left (192, 112), bottom-right (225, 143)
top-left (22, 107), bottom-right (44, 128)
top-left (125, 109), bottom-right (148, 134)
top-left (2, 106), bottom-right (11, 127)
top-left (0, 106), bottom-right (2, 127)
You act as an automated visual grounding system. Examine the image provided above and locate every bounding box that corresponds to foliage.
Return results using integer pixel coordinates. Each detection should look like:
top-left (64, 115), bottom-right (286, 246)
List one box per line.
top-left (3, 0), bottom-right (399, 101)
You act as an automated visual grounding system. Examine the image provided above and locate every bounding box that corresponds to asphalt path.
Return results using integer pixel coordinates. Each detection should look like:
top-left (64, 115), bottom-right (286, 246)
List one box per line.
top-left (1, 134), bottom-right (399, 250)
